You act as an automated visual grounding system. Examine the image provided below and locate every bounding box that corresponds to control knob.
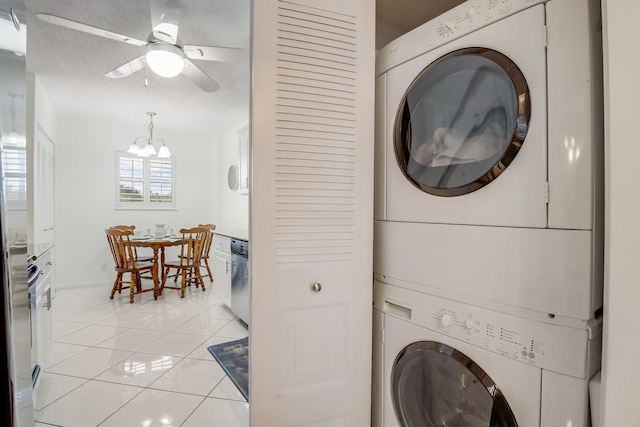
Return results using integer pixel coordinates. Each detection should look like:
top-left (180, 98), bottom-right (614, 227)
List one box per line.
top-left (464, 319), bottom-right (475, 330)
top-left (440, 313), bottom-right (453, 327)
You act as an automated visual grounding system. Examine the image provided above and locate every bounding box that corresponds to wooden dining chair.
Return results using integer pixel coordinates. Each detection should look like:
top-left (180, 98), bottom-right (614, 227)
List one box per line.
top-left (106, 227), bottom-right (156, 303)
top-left (198, 223), bottom-right (216, 282)
top-left (111, 225), bottom-right (153, 262)
top-left (160, 227), bottom-right (208, 298)
top-left (173, 223), bottom-right (216, 287)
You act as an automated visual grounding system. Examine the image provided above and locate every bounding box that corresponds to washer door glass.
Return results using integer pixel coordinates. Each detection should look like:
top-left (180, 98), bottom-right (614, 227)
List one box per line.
top-left (395, 48), bottom-right (530, 196)
top-left (392, 341), bottom-right (518, 427)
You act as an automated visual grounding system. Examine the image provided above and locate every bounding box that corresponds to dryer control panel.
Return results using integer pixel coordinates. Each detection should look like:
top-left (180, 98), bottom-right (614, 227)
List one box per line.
top-left (375, 281), bottom-right (600, 379)
top-left (377, 0), bottom-right (547, 75)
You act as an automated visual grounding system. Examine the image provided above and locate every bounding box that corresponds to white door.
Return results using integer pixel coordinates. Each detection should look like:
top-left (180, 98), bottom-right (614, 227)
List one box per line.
top-left (250, 0), bottom-right (375, 425)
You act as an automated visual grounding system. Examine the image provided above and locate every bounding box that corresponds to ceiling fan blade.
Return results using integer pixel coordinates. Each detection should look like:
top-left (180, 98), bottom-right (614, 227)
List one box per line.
top-left (183, 45), bottom-right (247, 62)
top-left (150, 0), bottom-right (181, 44)
top-left (105, 55), bottom-right (146, 78)
top-left (182, 59), bottom-right (220, 93)
top-left (36, 13), bottom-right (147, 47)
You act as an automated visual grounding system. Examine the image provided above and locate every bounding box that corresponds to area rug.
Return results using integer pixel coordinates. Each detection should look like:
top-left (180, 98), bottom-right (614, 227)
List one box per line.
top-left (208, 336), bottom-right (249, 401)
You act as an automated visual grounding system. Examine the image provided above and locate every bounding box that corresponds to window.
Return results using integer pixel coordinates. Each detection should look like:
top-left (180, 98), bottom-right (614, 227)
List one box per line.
top-left (1, 145), bottom-right (27, 210)
top-left (116, 152), bottom-right (175, 209)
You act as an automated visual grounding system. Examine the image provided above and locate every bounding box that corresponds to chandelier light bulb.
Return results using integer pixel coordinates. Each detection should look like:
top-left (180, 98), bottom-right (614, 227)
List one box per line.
top-left (6, 130), bottom-right (25, 147)
top-left (127, 141), bottom-right (141, 155)
top-left (157, 144), bottom-right (172, 158)
top-left (143, 141), bottom-right (158, 156)
top-left (5, 92), bottom-right (25, 147)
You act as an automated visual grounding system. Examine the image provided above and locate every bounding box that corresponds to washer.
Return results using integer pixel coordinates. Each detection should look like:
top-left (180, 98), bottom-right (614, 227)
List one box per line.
top-left (372, 281), bottom-right (602, 427)
top-left (374, 0), bottom-right (604, 321)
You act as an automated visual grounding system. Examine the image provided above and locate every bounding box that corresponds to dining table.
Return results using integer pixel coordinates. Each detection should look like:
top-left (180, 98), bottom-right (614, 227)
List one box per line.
top-left (130, 235), bottom-right (183, 294)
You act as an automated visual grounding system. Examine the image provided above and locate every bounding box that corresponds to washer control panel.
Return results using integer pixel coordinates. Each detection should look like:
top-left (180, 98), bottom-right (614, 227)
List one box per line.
top-left (431, 306), bottom-right (550, 365)
top-left (377, 0), bottom-right (546, 75)
top-left (375, 281), bottom-right (595, 379)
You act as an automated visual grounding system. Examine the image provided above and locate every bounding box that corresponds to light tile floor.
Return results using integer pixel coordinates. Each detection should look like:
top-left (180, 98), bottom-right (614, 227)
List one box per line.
top-left (34, 284), bottom-right (249, 427)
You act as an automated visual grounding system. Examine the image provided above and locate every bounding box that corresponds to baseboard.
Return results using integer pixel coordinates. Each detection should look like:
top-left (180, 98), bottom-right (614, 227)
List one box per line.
top-left (56, 280), bottom-right (111, 290)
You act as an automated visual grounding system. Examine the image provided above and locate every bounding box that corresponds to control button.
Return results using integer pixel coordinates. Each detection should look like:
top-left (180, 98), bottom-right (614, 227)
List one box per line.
top-left (529, 352), bottom-right (535, 359)
top-left (464, 319), bottom-right (475, 330)
top-left (444, 20), bottom-right (456, 31)
top-left (441, 313), bottom-right (453, 327)
top-left (467, 7), bottom-right (477, 18)
top-left (521, 350), bottom-right (528, 357)
top-left (484, 338), bottom-right (491, 346)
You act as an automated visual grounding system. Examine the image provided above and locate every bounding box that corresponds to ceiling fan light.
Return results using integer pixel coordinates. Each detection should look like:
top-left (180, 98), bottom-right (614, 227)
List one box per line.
top-left (146, 43), bottom-right (184, 78)
top-left (157, 145), bottom-right (172, 158)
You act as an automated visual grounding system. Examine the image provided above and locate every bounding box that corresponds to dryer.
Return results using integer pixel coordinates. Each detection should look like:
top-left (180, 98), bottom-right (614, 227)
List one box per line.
top-left (372, 282), bottom-right (602, 427)
top-left (374, 0), bottom-right (604, 322)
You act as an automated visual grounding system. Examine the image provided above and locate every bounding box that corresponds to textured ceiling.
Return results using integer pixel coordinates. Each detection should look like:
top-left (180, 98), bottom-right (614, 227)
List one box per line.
top-left (22, 0), bottom-right (250, 133)
top-left (5, 0), bottom-right (461, 133)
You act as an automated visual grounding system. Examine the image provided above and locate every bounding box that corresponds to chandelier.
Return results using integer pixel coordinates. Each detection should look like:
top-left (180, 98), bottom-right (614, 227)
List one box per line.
top-left (126, 112), bottom-right (172, 158)
top-left (5, 93), bottom-right (25, 147)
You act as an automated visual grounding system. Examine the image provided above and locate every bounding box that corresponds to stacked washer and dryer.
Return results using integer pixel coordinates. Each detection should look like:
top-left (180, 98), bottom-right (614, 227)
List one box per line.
top-left (372, 0), bottom-right (604, 426)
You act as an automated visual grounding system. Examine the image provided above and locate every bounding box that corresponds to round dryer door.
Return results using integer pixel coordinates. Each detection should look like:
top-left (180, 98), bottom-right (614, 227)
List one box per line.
top-left (391, 341), bottom-right (518, 427)
top-left (395, 48), bottom-right (530, 196)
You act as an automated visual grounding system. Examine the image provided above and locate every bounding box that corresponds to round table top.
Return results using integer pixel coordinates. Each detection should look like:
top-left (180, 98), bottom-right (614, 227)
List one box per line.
top-left (130, 236), bottom-right (183, 248)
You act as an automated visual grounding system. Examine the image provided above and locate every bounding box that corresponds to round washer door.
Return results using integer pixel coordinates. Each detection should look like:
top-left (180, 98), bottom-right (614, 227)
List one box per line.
top-left (391, 341), bottom-right (518, 427)
top-left (395, 48), bottom-right (530, 197)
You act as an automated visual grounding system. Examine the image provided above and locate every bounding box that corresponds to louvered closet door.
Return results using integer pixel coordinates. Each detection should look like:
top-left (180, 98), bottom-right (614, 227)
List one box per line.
top-left (251, 0), bottom-right (374, 425)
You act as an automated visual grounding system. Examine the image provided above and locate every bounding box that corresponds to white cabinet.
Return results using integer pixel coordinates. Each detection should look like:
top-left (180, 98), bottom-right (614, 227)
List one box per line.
top-left (33, 125), bottom-right (55, 255)
top-left (32, 249), bottom-right (53, 373)
top-left (211, 234), bottom-right (231, 307)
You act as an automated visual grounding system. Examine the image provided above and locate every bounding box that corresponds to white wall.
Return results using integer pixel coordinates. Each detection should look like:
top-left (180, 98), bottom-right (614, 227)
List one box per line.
top-left (600, 0), bottom-right (640, 425)
top-left (216, 123), bottom-right (249, 239)
top-left (54, 111), bottom-right (218, 288)
top-left (375, 19), bottom-right (406, 50)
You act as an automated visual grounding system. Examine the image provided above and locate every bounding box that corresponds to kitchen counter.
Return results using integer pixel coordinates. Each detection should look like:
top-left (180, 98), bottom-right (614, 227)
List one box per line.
top-left (215, 229), bottom-right (248, 241)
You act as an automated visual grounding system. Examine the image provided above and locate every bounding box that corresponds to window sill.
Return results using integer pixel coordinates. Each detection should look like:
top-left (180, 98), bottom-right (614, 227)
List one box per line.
top-left (114, 206), bottom-right (177, 211)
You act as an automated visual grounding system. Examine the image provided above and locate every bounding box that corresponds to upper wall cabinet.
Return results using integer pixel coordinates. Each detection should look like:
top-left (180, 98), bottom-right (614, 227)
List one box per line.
top-left (237, 125), bottom-right (249, 194)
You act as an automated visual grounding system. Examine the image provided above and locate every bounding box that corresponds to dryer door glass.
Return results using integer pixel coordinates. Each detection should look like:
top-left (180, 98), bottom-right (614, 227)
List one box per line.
top-left (395, 48), bottom-right (530, 197)
top-left (391, 341), bottom-right (518, 427)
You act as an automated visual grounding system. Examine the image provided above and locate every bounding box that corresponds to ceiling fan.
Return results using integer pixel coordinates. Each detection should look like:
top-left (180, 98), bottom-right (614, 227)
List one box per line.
top-left (35, 0), bottom-right (246, 93)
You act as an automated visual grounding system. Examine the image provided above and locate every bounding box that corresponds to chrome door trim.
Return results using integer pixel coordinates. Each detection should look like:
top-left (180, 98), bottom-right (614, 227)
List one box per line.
top-left (391, 340), bottom-right (518, 426)
top-left (394, 47), bottom-right (530, 197)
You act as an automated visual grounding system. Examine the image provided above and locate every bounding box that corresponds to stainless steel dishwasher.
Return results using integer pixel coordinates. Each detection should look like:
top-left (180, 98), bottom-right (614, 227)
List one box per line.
top-left (230, 238), bottom-right (249, 325)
